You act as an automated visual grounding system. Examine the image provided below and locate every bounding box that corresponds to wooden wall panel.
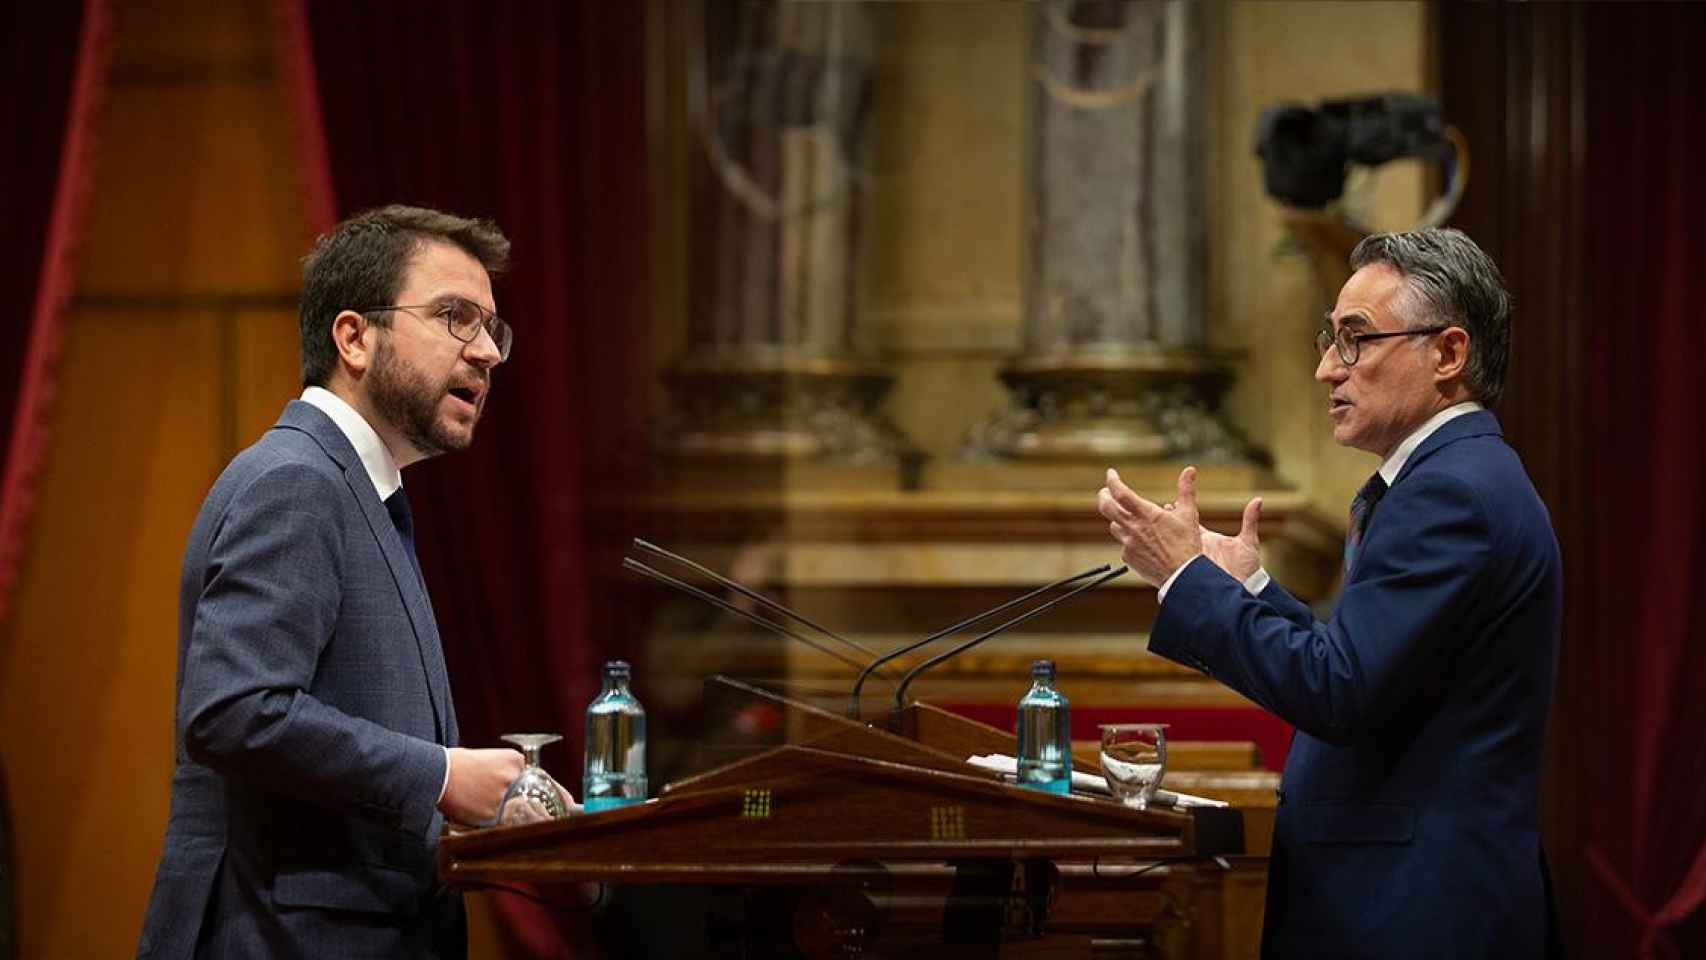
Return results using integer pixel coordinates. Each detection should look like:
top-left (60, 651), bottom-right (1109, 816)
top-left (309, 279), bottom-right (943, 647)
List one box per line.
top-left (0, 0), bottom-right (309, 955)
top-left (231, 306), bottom-right (309, 457)
top-left (107, 0), bottom-right (274, 71)
top-left (0, 311), bottom-right (224, 958)
top-left (0, 0), bottom-right (523, 953)
top-left (79, 81), bottom-right (304, 296)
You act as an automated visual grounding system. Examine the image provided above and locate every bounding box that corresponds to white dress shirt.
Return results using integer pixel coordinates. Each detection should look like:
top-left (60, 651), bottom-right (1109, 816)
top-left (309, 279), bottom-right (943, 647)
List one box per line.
top-left (300, 386), bottom-right (401, 499)
top-left (1157, 400), bottom-right (1484, 603)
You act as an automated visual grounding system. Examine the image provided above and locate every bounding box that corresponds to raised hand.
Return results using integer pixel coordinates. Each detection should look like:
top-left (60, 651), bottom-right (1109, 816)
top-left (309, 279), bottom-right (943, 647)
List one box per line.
top-left (1201, 496), bottom-right (1264, 582)
top-left (1098, 466), bottom-right (1205, 586)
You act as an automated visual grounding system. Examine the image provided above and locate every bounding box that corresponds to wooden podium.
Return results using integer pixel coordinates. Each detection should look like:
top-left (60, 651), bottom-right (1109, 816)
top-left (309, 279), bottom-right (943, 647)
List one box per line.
top-left (441, 677), bottom-right (1270, 958)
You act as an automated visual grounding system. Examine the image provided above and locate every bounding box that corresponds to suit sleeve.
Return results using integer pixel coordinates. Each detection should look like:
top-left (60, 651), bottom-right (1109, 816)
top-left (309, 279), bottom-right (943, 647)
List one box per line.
top-left (1148, 470), bottom-right (1492, 746)
top-left (178, 460), bottom-right (447, 837)
top-left (1257, 579), bottom-right (1315, 629)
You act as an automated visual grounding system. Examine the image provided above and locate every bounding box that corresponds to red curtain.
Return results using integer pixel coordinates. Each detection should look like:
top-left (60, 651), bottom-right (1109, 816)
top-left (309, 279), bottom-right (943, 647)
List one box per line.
top-left (1569, 5), bottom-right (1706, 954)
top-left (278, 2), bottom-right (651, 955)
top-left (1577, 7), bottom-right (1706, 957)
top-left (1437, 5), bottom-right (1706, 952)
top-left (0, 0), bottom-right (110, 623)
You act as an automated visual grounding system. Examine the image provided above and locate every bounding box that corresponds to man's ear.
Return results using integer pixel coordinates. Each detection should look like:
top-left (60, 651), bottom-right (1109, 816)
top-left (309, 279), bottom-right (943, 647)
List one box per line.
top-left (330, 310), bottom-right (376, 376)
top-left (1435, 326), bottom-right (1470, 383)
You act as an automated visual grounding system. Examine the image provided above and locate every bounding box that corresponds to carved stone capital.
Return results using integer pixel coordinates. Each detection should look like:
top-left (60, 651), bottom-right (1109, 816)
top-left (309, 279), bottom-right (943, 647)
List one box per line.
top-left (963, 348), bottom-right (1258, 463)
top-left (659, 347), bottom-right (915, 465)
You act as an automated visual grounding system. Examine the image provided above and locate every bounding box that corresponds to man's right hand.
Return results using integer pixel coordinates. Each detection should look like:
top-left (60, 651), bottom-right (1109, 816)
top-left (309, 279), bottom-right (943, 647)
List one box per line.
top-left (438, 747), bottom-right (525, 826)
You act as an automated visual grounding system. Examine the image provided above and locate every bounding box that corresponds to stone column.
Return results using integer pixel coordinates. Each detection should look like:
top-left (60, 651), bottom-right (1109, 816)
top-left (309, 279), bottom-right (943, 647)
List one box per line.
top-left (967, 0), bottom-right (1250, 463)
top-left (662, 0), bottom-right (912, 467)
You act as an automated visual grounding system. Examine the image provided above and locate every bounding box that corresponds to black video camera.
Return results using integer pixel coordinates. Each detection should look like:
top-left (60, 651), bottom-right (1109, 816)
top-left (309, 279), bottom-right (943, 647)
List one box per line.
top-left (1255, 94), bottom-right (1455, 208)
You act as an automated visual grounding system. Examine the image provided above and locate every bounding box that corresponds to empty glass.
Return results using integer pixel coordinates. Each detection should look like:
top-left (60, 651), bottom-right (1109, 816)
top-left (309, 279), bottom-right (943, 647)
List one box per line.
top-left (496, 733), bottom-right (571, 826)
top-left (1099, 723), bottom-right (1168, 811)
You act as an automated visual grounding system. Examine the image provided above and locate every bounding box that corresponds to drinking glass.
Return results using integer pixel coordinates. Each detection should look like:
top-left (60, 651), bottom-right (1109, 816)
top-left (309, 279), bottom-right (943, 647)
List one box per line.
top-left (496, 733), bottom-right (570, 825)
top-left (1099, 723), bottom-right (1168, 810)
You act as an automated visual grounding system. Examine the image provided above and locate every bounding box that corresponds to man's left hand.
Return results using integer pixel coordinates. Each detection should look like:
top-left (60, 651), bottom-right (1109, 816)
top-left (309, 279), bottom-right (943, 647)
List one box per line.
top-left (1098, 466), bottom-right (1205, 586)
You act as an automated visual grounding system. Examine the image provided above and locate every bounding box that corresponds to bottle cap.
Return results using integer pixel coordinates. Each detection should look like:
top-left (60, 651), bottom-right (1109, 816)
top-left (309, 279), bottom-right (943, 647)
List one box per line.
top-left (605, 660), bottom-right (631, 678)
top-left (1031, 659), bottom-right (1055, 677)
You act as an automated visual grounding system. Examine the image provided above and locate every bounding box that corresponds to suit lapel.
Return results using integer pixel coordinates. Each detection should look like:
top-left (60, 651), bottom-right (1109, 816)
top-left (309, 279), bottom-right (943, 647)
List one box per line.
top-left (277, 400), bottom-right (455, 745)
top-left (346, 465), bottom-right (454, 744)
top-left (1349, 410), bottom-right (1502, 582)
top-left (1391, 409), bottom-right (1502, 489)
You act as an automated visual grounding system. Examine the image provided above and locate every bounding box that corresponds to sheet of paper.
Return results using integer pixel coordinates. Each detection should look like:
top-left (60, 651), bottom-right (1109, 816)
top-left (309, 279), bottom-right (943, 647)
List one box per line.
top-left (965, 753), bottom-right (1229, 808)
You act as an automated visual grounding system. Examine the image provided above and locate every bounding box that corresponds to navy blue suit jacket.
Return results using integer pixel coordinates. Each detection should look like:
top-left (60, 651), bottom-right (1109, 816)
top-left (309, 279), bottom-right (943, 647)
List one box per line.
top-left (138, 401), bottom-right (463, 959)
top-left (1150, 410), bottom-right (1560, 959)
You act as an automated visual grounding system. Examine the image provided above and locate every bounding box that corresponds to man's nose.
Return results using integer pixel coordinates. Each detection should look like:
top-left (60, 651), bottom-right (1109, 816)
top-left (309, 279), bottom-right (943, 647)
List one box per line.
top-left (464, 326), bottom-right (503, 367)
top-left (1314, 348), bottom-right (1345, 384)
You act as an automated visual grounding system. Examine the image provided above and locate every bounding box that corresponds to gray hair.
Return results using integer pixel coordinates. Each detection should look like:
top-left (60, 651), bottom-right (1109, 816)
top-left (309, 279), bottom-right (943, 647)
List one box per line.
top-left (1349, 227), bottom-right (1511, 408)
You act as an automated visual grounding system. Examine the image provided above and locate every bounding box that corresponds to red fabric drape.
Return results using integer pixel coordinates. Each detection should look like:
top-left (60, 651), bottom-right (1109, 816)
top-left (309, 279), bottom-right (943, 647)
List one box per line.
top-left (0, 0), bottom-right (110, 622)
top-left (1578, 7), bottom-right (1706, 957)
top-left (280, 3), bottom-right (651, 955)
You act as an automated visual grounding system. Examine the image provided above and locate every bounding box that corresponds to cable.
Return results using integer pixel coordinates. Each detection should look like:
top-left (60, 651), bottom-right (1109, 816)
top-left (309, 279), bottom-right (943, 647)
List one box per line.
top-left (1089, 854), bottom-right (1203, 880)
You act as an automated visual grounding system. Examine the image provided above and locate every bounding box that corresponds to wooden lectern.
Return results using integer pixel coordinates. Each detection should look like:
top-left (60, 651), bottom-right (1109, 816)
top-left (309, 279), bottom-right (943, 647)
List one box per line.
top-left (441, 677), bottom-right (1271, 958)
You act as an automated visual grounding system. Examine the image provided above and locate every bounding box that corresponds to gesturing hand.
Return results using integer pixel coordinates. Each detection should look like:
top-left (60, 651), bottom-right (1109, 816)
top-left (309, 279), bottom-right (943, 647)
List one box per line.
top-left (1098, 466), bottom-right (1206, 586)
top-left (1202, 496), bottom-right (1263, 583)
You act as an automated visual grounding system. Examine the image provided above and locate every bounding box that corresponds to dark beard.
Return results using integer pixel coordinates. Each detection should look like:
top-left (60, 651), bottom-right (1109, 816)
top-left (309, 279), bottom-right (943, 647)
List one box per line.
top-left (368, 337), bottom-right (469, 458)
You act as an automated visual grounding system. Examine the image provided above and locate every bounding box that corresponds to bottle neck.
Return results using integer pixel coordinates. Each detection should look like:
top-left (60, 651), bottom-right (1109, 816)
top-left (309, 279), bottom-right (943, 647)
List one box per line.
top-left (602, 675), bottom-right (631, 696)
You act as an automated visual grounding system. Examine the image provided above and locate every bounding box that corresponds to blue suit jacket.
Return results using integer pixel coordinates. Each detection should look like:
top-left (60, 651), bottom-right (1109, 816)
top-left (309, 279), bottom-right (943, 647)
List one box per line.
top-left (138, 401), bottom-right (463, 959)
top-left (1150, 410), bottom-right (1560, 959)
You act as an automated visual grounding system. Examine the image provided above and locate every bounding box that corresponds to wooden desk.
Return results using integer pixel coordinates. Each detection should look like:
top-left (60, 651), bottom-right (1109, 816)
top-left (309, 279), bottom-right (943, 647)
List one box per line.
top-left (443, 681), bottom-right (1271, 958)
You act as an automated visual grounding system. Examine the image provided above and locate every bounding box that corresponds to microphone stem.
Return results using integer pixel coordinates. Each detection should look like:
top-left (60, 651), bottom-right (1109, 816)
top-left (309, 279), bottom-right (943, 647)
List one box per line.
top-left (891, 566), bottom-right (1128, 710)
top-left (622, 558), bottom-right (881, 678)
top-left (847, 564), bottom-right (1111, 718)
top-left (634, 539), bottom-right (886, 662)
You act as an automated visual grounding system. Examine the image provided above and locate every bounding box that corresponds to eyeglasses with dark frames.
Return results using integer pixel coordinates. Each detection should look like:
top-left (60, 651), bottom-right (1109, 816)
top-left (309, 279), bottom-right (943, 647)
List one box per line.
top-left (356, 296), bottom-right (512, 362)
top-left (1315, 324), bottom-right (1451, 366)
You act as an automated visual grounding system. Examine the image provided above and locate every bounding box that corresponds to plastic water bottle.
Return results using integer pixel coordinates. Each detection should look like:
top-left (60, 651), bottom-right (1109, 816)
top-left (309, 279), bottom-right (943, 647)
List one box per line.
top-left (583, 660), bottom-right (647, 811)
top-left (1016, 659), bottom-right (1071, 794)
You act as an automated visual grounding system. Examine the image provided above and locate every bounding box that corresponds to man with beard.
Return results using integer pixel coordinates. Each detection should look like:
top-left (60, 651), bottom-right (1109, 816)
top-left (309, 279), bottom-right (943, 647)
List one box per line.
top-left (138, 205), bottom-right (529, 959)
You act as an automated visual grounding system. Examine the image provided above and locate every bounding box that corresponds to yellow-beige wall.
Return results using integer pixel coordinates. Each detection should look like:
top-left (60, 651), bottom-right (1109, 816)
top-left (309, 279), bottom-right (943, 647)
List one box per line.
top-left (646, 1), bottom-right (1431, 508)
top-left (848, 1), bottom-right (1430, 510)
top-left (1210, 1), bottom-right (1431, 515)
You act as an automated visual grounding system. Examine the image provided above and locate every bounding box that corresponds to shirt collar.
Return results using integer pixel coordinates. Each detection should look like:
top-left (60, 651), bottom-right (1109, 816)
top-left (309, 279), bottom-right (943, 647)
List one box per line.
top-left (300, 386), bottom-right (403, 500)
top-left (1379, 400), bottom-right (1484, 487)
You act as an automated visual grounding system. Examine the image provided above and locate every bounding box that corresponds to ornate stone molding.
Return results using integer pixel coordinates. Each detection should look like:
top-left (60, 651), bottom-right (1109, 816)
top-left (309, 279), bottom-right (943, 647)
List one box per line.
top-left (659, 348), bottom-right (913, 464)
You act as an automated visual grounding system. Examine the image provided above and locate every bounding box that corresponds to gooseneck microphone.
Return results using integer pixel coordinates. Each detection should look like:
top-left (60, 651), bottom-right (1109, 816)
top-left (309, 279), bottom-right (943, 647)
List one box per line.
top-left (846, 564), bottom-right (1113, 719)
top-left (624, 540), bottom-right (1126, 716)
top-left (623, 540), bottom-right (898, 682)
top-left (890, 566), bottom-right (1128, 711)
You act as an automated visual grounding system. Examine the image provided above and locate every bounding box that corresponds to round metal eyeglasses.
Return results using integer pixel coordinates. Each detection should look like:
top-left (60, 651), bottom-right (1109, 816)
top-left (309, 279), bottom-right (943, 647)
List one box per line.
top-left (357, 296), bottom-right (512, 361)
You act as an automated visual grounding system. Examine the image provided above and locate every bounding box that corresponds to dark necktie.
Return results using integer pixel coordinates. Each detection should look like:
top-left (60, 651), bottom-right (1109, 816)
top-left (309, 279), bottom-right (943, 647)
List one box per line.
top-left (383, 487), bottom-right (452, 743)
top-left (1344, 472), bottom-right (1388, 574)
top-left (383, 488), bottom-right (424, 584)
